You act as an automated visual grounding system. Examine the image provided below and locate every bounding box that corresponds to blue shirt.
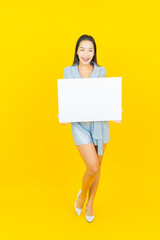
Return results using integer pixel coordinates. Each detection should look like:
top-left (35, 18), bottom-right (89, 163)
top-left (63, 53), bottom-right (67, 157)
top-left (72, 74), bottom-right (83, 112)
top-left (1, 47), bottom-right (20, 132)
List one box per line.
top-left (63, 62), bottom-right (109, 155)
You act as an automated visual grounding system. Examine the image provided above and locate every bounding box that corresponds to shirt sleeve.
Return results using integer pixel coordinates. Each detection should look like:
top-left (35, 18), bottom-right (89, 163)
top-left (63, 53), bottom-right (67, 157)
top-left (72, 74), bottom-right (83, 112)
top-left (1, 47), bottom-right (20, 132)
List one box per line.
top-left (99, 67), bottom-right (107, 77)
top-left (63, 68), bottom-right (68, 79)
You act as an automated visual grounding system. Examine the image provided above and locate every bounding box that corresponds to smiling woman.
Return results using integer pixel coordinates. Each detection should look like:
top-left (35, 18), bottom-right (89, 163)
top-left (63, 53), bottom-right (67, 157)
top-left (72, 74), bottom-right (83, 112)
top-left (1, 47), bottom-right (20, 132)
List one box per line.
top-left (58, 34), bottom-right (122, 223)
top-left (77, 41), bottom-right (94, 65)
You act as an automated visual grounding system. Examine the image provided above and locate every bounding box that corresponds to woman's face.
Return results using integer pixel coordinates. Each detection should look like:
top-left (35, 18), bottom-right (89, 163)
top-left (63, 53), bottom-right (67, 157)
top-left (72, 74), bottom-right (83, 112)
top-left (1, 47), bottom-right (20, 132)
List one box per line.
top-left (77, 40), bottom-right (94, 65)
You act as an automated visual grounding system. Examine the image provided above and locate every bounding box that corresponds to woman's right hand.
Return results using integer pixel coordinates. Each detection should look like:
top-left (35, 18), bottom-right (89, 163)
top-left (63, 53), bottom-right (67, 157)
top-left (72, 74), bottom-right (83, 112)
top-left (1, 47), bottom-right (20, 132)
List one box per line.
top-left (57, 114), bottom-right (68, 125)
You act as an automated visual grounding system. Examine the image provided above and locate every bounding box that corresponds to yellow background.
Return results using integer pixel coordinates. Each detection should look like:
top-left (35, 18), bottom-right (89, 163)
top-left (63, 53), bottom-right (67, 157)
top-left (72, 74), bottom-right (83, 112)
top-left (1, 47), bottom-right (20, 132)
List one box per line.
top-left (0, 0), bottom-right (160, 239)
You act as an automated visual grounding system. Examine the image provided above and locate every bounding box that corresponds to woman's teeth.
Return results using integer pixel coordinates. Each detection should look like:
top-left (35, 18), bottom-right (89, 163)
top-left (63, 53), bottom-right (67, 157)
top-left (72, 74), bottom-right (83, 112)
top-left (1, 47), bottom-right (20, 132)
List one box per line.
top-left (82, 58), bottom-right (90, 62)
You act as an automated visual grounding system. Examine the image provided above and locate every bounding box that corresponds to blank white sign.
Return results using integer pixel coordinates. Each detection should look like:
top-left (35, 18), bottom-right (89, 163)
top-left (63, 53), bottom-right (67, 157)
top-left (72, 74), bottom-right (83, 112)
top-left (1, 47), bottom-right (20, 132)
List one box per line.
top-left (57, 77), bottom-right (122, 122)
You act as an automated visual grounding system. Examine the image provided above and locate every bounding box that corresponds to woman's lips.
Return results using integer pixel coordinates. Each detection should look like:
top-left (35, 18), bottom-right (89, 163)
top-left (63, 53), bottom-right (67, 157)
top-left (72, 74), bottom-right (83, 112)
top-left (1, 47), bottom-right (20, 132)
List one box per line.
top-left (82, 58), bottom-right (90, 62)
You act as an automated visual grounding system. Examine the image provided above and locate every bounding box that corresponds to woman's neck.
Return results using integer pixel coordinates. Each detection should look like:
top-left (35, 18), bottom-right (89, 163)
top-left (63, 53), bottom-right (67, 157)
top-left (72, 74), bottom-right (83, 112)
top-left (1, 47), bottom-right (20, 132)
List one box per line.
top-left (78, 62), bottom-right (93, 71)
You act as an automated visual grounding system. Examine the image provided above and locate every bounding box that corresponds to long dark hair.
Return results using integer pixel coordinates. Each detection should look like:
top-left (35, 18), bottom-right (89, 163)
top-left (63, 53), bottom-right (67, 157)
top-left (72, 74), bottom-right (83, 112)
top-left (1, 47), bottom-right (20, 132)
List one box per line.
top-left (72, 34), bottom-right (100, 66)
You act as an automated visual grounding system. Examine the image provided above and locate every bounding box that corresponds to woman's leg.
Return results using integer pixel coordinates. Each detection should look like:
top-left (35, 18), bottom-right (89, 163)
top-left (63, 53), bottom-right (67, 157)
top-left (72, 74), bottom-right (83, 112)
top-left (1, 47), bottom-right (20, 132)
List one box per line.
top-left (75, 142), bottom-right (100, 209)
top-left (86, 143), bottom-right (108, 215)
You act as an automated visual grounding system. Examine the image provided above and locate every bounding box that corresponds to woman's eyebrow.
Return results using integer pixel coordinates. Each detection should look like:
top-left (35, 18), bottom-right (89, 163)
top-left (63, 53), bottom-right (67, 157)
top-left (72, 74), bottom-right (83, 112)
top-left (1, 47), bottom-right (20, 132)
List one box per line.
top-left (80, 47), bottom-right (93, 49)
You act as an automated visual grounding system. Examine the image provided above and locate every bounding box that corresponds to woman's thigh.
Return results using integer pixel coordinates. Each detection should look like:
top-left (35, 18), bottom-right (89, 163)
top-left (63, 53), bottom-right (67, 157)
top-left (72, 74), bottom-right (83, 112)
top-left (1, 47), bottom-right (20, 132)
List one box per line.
top-left (76, 143), bottom-right (99, 171)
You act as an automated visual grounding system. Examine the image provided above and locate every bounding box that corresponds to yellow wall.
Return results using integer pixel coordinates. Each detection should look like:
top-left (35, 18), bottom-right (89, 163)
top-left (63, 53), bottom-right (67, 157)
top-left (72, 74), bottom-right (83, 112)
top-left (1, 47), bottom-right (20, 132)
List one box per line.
top-left (0, 0), bottom-right (160, 239)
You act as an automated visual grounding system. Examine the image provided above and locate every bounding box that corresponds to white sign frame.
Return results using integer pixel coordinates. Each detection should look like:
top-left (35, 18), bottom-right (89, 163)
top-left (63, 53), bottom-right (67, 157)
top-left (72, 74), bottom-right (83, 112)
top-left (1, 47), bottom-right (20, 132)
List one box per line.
top-left (57, 77), bottom-right (122, 122)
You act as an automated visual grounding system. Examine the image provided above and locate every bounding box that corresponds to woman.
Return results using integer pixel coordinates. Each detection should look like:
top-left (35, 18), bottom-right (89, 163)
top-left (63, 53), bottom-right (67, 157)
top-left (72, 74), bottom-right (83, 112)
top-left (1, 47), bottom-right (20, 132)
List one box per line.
top-left (58, 34), bottom-right (122, 222)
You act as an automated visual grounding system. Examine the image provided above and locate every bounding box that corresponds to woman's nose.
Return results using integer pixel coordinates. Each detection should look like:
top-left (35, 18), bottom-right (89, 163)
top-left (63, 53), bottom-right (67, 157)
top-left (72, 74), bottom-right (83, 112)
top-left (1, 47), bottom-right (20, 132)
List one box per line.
top-left (84, 51), bottom-right (89, 57)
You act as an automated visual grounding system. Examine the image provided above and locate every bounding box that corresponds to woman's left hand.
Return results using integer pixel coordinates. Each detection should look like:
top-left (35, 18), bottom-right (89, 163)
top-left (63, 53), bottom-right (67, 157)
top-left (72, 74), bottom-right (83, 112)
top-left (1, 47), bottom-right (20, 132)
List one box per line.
top-left (113, 109), bottom-right (123, 123)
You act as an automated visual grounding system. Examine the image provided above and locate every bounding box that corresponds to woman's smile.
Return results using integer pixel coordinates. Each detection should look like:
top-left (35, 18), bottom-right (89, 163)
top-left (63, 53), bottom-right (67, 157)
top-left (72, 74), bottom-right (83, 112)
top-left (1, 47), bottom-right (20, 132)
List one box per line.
top-left (82, 57), bottom-right (90, 62)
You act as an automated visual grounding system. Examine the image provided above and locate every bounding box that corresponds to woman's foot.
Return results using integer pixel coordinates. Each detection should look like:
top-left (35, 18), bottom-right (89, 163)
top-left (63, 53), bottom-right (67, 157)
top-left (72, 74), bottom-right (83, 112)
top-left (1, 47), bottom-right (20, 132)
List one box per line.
top-left (86, 202), bottom-right (94, 216)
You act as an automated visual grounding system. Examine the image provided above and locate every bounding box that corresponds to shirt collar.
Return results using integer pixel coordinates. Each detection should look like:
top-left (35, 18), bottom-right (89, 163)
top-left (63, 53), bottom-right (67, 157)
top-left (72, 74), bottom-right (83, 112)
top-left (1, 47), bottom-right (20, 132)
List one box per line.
top-left (72, 62), bottom-right (99, 78)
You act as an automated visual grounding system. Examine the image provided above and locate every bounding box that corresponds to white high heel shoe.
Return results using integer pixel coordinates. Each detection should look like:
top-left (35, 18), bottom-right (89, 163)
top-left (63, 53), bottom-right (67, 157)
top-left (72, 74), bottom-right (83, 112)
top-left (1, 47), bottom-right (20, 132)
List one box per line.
top-left (74, 189), bottom-right (82, 216)
top-left (85, 205), bottom-right (95, 223)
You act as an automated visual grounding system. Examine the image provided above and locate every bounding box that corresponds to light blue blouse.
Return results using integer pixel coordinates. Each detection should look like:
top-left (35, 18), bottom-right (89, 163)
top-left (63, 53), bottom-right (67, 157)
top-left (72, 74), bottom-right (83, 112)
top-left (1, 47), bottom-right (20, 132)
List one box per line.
top-left (63, 62), bottom-right (108, 155)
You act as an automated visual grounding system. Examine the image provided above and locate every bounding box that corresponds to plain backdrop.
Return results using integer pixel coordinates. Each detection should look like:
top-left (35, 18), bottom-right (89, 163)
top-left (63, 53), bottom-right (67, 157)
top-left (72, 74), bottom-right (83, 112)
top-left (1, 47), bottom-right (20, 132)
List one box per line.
top-left (0, 0), bottom-right (160, 240)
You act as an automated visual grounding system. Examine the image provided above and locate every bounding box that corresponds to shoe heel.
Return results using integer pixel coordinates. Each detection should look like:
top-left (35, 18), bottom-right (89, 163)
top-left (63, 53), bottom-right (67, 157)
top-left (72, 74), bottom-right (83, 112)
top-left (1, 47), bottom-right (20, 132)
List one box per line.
top-left (74, 189), bottom-right (82, 216)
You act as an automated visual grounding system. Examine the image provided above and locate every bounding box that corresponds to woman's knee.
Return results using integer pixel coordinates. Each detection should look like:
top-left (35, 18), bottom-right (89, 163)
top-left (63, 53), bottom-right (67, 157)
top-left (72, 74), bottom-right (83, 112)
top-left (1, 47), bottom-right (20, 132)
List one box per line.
top-left (87, 163), bottom-right (100, 176)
